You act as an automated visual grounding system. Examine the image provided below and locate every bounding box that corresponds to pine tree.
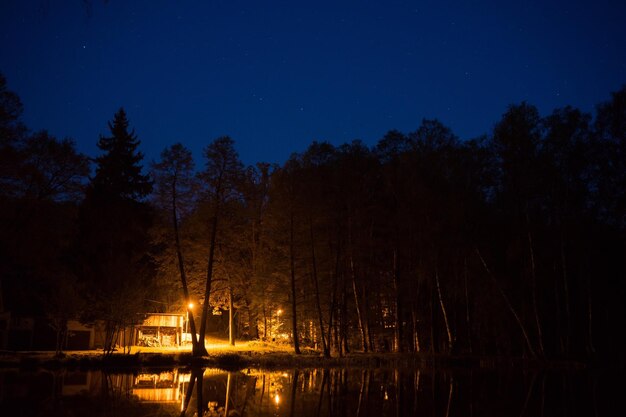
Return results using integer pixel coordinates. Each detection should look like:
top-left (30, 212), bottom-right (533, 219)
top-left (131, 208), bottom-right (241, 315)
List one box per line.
top-left (90, 108), bottom-right (152, 200)
top-left (79, 108), bottom-right (154, 355)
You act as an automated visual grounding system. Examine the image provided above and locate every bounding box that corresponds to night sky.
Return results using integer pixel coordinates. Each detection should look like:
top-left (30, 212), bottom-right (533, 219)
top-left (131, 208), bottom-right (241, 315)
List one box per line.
top-left (1, 0), bottom-right (625, 166)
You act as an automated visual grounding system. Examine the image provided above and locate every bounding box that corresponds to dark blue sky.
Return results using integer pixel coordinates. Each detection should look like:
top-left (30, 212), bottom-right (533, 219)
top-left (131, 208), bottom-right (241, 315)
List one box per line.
top-left (1, 0), bottom-right (625, 166)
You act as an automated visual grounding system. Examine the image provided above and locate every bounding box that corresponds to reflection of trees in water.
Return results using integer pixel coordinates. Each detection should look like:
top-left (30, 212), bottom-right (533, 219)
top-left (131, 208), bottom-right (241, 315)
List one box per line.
top-left (0, 368), bottom-right (615, 416)
top-left (230, 368), bottom-right (452, 417)
top-left (195, 369), bottom-right (610, 417)
top-left (100, 372), bottom-right (182, 416)
top-left (171, 368), bottom-right (601, 417)
top-left (180, 368), bottom-right (260, 416)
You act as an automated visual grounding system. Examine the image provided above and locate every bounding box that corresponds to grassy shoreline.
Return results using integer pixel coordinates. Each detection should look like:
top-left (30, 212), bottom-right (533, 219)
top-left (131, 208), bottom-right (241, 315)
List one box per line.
top-left (0, 347), bottom-right (591, 372)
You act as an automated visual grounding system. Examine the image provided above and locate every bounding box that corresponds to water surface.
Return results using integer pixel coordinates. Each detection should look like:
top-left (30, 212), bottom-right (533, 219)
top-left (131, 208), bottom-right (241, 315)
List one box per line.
top-left (0, 366), bottom-right (617, 416)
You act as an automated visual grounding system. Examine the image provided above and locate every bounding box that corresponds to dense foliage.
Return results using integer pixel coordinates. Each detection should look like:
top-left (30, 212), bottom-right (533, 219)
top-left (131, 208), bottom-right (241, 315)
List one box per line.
top-left (1, 72), bottom-right (624, 362)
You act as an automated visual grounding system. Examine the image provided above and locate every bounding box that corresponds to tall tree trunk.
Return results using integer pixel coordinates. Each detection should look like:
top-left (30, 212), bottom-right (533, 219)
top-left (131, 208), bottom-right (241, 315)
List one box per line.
top-left (526, 224), bottom-right (545, 356)
top-left (559, 232), bottom-right (571, 354)
top-left (350, 256), bottom-right (368, 352)
top-left (411, 307), bottom-right (420, 353)
top-left (289, 208), bottom-right (301, 354)
top-left (429, 287), bottom-right (436, 353)
top-left (326, 294), bottom-right (336, 355)
top-left (410, 264), bottom-right (422, 353)
top-left (392, 249), bottom-right (403, 353)
top-left (475, 247), bottom-right (537, 358)
top-left (309, 216), bottom-right (329, 357)
top-left (363, 282), bottom-right (373, 351)
top-left (55, 318), bottom-right (67, 356)
top-left (435, 269), bottom-right (454, 353)
top-left (341, 276), bottom-right (350, 355)
top-left (197, 174), bottom-right (223, 357)
top-left (326, 237), bottom-right (341, 355)
top-left (228, 286), bottom-right (235, 346)
top-left (171, 181), bottom-right (199, 352)
top-left (464, 256), bottom-right (473, 354)
top-left (553, 260), bottom-right (565, 354)
top-left (586, 279), bottom-right (596, 355)
top-left (348, 218), bottom-right (368, 352)
top-left (262, 302), bottom-right (268, 340)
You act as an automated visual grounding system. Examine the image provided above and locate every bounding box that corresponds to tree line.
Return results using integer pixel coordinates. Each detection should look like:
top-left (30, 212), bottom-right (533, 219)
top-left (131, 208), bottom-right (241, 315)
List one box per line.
top-left (1, 72), bottom-right (624, 361)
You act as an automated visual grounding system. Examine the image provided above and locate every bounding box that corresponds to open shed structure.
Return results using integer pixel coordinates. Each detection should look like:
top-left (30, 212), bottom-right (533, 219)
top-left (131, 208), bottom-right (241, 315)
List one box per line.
top-left (135, 313), bottom-right (185, 348)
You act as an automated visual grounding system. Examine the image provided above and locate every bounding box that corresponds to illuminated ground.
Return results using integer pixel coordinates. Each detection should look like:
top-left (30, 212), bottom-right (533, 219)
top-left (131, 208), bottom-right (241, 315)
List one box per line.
top-left (0, 336), bottom-right (311, 362)
top-left (131, 336), bottom-right (301, 355)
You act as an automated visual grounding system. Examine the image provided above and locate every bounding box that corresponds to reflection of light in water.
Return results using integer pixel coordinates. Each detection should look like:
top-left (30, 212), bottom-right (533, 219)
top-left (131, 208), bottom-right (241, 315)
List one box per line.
top-left (384, 390), bottom-right (389, 400)
top-left (274, 393), bottom-right (281, 406)
top-left (133, 371), bottom-right (181, 403)
top-left (180, 373), bottom-right (190, 411)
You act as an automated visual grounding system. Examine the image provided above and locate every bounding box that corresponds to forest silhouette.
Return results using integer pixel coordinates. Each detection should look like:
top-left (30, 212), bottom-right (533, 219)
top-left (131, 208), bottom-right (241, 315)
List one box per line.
top-left (1, 72), bottom-right (624, 363)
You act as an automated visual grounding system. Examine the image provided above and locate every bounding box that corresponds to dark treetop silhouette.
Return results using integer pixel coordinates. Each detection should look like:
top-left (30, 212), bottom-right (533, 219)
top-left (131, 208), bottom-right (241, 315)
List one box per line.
top-left (0, 74), bottom-right (624, 363)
